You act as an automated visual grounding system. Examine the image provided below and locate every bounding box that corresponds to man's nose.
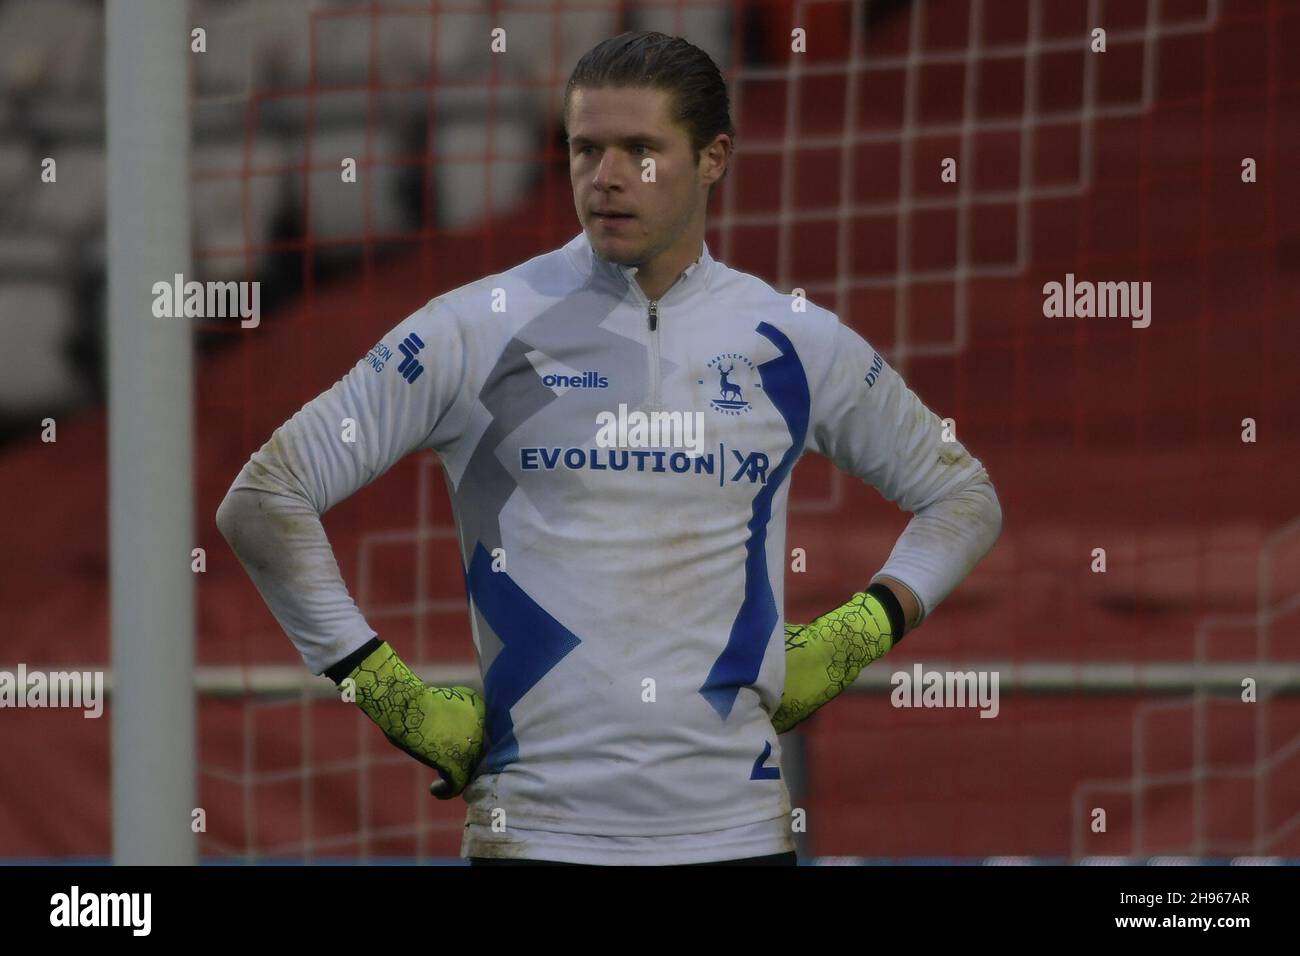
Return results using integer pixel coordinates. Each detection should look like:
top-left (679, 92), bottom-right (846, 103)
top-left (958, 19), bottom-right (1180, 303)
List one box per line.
top-left (593, 150), bottom-right (625, 190)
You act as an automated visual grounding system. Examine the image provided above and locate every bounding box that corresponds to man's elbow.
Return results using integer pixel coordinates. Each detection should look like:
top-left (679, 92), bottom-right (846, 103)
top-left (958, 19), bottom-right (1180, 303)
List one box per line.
top-left (215, 486), bottom-right (260, 551)
top-left (984, 480), bottom-right (1004, 537)
top-left (217, 486), bottom-right (286, 580)
top-left (973, 476), bottom-right (1004, 553)
top-left (944, 471), bottom-right (1003, 552)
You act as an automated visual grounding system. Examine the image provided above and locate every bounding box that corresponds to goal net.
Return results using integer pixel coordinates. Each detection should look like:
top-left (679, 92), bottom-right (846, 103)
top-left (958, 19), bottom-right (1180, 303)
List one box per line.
top-left (182, 0), bottom-right (1298, 862)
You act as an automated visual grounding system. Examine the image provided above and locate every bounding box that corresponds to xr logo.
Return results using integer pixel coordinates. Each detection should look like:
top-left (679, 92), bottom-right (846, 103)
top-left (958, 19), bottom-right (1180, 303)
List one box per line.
top-left (730, 450), bottom-right (769, 484)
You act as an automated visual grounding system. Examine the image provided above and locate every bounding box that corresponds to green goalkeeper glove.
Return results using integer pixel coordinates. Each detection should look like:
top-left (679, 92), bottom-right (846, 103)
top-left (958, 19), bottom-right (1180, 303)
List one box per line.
top-left (772, 586), bottom-right (905, 734)
top-left (326, 584), bottom-right (904, 793)
top-left (330, 639), bottom-right (486, 799)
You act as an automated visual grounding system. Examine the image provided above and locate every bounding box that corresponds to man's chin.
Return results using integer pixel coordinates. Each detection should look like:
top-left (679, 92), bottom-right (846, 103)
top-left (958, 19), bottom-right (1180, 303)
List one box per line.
top-left (587, 230), bottom-right (642, 266)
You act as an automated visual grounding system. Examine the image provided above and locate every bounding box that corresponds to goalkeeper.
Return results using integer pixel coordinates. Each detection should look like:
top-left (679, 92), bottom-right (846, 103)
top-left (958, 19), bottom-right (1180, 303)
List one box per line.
top-left (217, 31), bottom-right (1001, 865)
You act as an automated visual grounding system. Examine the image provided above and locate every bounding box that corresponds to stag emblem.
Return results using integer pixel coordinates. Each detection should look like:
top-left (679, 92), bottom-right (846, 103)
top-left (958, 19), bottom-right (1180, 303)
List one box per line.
top-left (706, 353), bottom-right (754, 414)
top-left (717, 363), bottom-right (743, 403)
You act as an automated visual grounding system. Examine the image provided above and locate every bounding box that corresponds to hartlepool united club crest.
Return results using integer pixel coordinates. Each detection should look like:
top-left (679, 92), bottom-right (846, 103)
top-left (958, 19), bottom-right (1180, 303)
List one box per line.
top-left (702, 353), bottom-right (759, 415)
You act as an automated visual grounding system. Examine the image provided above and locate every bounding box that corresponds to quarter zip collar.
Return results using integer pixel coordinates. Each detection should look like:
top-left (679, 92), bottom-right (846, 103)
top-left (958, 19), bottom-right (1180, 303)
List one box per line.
top-left (564, 231), bottom-right (716, 305)
top-left (615, 251), bottom-right (705, 304)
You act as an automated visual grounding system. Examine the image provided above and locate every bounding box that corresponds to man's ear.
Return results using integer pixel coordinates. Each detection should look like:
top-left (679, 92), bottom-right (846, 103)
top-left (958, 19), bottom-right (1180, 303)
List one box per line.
top-left (703, 134), bottom-right (732, 190)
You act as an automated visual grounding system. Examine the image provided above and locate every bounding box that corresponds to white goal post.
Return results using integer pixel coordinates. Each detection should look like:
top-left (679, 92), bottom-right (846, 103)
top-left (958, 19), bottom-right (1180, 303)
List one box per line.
top-left (106, 0), bottom-right (195, 865)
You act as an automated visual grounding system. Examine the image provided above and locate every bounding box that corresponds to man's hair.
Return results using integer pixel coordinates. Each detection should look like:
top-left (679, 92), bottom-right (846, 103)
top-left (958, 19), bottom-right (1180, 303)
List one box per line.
top-left (563, 31), bottom-right (735, 197)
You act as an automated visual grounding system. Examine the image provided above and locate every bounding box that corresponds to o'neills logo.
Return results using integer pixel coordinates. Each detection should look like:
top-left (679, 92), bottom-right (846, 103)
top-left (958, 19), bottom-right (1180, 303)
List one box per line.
top-left (543, 371), bottom-right (609, 389)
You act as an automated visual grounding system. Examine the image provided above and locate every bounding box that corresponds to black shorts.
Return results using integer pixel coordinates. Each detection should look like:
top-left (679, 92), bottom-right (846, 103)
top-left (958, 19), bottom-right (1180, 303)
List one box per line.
top-left (469, 851), bottom-right (797, 866)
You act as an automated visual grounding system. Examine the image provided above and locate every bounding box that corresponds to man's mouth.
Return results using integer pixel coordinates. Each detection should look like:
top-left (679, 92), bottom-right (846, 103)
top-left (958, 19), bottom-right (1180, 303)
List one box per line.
top-left (593, 211), bottom-right (634, 219)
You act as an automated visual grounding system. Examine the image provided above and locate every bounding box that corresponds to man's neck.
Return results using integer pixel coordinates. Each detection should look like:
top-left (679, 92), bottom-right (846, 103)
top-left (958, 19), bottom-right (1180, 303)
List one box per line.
top-left (630, 237), bottom-right (704, 301)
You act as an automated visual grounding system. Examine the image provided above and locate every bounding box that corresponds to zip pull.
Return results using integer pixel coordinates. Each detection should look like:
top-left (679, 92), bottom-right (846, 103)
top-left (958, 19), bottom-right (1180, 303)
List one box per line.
top-left (648, 300), bottom-right (658, 332)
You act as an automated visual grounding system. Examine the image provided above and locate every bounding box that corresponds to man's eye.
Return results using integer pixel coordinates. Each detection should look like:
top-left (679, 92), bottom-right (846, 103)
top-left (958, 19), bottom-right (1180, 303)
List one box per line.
top-left (632, 144), bottom-right (650, 155)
